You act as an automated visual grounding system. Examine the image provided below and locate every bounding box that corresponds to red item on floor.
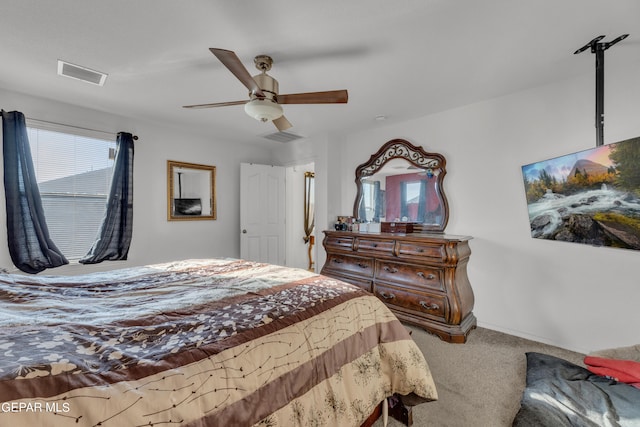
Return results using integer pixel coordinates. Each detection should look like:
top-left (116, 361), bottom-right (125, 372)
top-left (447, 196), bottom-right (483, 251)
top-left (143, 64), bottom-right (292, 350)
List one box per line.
top-left (584, 355), bottom-right (640, 387)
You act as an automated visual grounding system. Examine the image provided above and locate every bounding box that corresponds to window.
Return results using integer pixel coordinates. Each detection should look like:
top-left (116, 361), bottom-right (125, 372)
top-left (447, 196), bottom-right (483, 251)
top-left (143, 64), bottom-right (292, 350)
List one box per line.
top-left (404, 181), bottom-right (422, 205)
top-left (362, 180), bottom-right (377, 221)
top-left (26, 124), bottom-right (116, 260)
top-left (401, 180), bottom-right (425, 222)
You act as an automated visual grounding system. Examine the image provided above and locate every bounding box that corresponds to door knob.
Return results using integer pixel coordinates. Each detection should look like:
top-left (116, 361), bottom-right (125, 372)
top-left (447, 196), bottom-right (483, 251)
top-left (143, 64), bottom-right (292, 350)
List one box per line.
top-left (242, 229), bottom-right (247, 234)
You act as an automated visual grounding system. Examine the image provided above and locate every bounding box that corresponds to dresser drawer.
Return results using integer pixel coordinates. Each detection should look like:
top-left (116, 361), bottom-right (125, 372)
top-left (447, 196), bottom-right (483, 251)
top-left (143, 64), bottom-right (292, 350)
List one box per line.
top-left (325, 235), bottom-right (355, 250)
top-left (397, 242), bottom-right (446, 261)
top-left (356, 238), bottom-right (395, 255)
top-left (324, 253), bottom-right (374, 278)
top-left (325, 273), bottom-right (373, 293)
top-left (374, 283), bottom-right (447, 321)
top-left (375, 261), bottom-right (444, 291)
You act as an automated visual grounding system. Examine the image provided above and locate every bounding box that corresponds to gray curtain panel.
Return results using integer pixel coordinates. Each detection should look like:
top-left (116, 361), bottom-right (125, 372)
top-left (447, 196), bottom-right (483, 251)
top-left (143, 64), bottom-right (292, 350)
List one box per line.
top-left (1, 110), bottom-right (68, 273)
top-left (80, 132), bottom-right (134, 264)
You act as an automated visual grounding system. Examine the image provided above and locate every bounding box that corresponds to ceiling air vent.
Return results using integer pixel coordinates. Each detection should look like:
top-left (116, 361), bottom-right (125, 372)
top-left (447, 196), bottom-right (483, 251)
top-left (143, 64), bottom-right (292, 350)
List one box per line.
top-left (57, 60), bottom-right (108, 86)
top-left (262, 131), bottom-right (304, 143)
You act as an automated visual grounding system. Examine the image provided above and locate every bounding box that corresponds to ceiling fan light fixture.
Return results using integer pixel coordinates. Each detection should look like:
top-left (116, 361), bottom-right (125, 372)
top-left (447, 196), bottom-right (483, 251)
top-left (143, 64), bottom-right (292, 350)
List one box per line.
top-left (244, 98), bottom-right (283, 122)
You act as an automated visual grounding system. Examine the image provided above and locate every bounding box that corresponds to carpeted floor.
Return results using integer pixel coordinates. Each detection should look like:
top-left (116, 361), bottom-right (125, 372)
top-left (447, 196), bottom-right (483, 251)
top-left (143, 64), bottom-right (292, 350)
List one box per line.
top-left (374, 326), bottom-right (585, 427)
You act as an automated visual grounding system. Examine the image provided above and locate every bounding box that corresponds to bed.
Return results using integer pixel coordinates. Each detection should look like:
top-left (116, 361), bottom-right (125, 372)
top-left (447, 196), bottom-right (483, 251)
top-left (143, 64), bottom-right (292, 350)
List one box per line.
top-left (0, 258), bottom-right (437, 426)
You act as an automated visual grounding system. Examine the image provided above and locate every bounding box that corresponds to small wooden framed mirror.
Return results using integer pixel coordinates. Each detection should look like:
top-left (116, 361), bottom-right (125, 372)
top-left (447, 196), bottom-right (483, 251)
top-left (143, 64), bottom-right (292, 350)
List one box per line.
top-left (167, 160), bottom-right (216, 221)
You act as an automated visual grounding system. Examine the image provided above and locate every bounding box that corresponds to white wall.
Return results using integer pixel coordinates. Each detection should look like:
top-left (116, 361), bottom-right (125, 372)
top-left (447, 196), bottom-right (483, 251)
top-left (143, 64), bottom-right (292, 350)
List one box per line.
top-left (313, 63), bottom-right (640, 354)
top-left (0, 88), bottom-right (273, 274)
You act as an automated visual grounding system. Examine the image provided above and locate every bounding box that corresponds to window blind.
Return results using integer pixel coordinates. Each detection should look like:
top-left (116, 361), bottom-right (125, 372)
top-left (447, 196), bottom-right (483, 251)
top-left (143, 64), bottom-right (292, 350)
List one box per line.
top-left (26, 126), bottom-right (116, 260)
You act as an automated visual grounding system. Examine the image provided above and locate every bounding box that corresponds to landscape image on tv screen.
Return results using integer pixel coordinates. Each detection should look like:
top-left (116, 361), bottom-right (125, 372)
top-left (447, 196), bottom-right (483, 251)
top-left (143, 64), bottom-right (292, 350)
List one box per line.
top-left (521, 136), bottom-right (640, 250)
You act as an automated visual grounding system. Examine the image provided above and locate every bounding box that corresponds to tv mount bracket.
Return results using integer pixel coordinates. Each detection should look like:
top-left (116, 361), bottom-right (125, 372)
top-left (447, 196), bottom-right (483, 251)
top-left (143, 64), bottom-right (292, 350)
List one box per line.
top-left (574, 34), bottom-right (629, 147)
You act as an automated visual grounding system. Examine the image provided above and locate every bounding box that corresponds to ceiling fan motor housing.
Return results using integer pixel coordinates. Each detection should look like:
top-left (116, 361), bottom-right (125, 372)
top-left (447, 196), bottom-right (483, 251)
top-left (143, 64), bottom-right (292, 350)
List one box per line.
top-left (252, 73), bottom-right (279, 99)
top-left (245, 73), bottom-right (283, 121)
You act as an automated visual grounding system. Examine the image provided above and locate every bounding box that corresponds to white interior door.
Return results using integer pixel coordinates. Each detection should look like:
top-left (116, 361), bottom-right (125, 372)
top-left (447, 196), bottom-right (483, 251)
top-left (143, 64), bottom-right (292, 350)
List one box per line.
top-left (240, 163), bottom-right (286, 264)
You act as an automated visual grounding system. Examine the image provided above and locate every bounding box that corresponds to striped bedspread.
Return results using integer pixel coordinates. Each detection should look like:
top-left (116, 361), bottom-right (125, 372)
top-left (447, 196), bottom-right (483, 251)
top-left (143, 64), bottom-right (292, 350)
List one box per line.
top-left (0, 258), bottom-right (437, 426)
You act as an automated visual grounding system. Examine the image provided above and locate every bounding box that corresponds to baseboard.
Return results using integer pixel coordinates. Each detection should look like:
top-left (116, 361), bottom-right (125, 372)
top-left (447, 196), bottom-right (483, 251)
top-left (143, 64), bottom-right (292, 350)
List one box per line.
top-left (476, 321), bottom-right (587, 355)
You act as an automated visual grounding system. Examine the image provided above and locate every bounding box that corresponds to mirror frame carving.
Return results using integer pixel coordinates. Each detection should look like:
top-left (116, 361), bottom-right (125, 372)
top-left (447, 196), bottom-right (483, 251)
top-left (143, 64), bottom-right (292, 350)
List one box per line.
top-left (353, 138), bottom-right (449, 232)
top-left (167, 160), bottom-right (217, 221)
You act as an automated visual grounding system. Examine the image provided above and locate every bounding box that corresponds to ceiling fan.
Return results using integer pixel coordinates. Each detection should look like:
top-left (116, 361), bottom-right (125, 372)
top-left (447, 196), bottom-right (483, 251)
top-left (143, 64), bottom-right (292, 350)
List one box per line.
top-left (183, 48), bottom-right (348, 131)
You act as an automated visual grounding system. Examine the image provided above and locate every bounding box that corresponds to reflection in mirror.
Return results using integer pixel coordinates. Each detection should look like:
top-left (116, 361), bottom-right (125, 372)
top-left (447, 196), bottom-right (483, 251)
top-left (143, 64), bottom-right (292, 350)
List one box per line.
top-left (353, 139), bottom-right (449, 232)
top-left (167, 160), bottom-right (216, 221)
top-left (359, 179), bottom-right (382, 222)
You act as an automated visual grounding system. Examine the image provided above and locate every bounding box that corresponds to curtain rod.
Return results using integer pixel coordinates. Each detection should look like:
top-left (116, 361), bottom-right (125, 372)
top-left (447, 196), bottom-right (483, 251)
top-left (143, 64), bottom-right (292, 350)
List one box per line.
top-left (21, 116), bottom-right (138, 140)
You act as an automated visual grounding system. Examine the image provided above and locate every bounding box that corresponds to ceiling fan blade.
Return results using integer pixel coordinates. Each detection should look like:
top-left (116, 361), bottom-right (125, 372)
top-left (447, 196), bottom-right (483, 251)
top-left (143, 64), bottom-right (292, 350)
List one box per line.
top-left (278, 90), bottom-right (348, 104)
top-left (183, 100), bottom-right (247, 109)
top-left (273, 115), bottom-right (292, 131)
top-left (209, 48), bottom-right (264, 97)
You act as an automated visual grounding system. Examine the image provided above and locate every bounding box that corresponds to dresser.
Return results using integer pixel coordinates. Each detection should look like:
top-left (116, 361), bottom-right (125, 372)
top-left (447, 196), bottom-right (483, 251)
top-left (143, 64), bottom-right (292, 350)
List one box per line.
top-left (321, 230), bottom-right (476, 343)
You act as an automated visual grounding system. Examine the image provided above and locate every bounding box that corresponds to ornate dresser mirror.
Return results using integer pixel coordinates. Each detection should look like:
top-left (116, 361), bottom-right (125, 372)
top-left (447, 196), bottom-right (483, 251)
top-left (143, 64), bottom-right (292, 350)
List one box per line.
top-left (353, 138), bottom-right (449, 232)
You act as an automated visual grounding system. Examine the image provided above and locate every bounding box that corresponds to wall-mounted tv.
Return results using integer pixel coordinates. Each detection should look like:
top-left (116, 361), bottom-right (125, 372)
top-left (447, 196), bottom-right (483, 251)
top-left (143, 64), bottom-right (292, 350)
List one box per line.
top-left (521, 136), bottom-right (640, 250)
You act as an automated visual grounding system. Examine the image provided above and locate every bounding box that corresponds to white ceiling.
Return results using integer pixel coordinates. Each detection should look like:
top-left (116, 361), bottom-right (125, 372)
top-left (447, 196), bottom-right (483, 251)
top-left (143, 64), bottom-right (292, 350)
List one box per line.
top-left (1, 1), bottom-right (639, 145)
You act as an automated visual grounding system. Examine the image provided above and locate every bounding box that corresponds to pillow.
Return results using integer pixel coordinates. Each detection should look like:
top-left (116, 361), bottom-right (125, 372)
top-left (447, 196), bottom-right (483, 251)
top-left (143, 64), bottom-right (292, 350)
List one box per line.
top-left (512, 352), bottom-right (640, 427)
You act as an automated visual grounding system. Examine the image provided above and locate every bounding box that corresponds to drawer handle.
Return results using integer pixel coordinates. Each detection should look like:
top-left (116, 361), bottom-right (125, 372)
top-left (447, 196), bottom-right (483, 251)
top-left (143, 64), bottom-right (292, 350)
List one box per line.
top-left (333, 258), bottom-right (344, 264)
top-left (417, 272), bottom-right (436, 280)
top-left (383, 266), bottom-right (398, 274)
top-left (419, 301), bottom-right (440, 311)
top-left (357, 263), bottom-right (369, 269)
top-left (380, 292), bottom-right (396, 300)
